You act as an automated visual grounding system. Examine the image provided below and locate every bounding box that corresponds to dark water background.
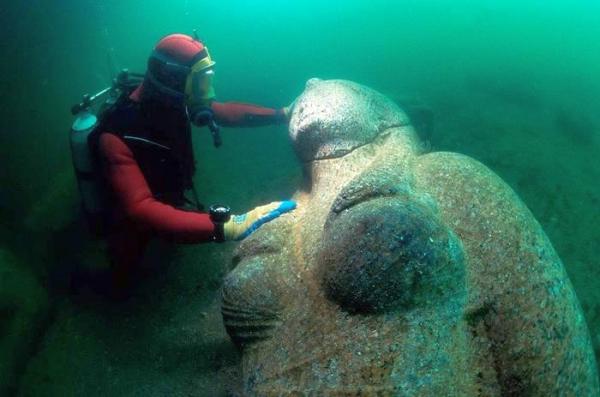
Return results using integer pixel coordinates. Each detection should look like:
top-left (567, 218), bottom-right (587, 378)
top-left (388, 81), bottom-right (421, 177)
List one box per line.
top-left (1, 0), bottom-right (599, 395)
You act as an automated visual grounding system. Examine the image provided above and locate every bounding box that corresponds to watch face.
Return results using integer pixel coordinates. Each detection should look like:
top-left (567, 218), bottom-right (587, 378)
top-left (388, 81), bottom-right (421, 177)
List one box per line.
top-left (209, 205), bottom-right (231, 222)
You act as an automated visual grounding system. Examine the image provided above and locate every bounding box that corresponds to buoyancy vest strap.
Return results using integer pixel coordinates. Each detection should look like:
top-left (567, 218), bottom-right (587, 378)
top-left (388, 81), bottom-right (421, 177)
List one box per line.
top-left (123, 135), bottom-right (172, 150)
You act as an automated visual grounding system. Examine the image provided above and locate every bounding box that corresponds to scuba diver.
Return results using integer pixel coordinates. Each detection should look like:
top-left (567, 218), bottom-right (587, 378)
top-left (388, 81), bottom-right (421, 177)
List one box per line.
top-left (73, 33), bottom-right (296, 297)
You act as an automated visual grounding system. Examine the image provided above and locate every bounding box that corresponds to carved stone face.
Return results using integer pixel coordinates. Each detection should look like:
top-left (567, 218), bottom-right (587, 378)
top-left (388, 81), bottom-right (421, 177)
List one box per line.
top-left (221, 79), bottom-right (598, 396)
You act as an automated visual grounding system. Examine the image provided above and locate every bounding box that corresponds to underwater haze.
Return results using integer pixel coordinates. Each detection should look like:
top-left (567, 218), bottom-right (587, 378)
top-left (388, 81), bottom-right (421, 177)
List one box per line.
top-left (0, 0), bottom-right (599, 395)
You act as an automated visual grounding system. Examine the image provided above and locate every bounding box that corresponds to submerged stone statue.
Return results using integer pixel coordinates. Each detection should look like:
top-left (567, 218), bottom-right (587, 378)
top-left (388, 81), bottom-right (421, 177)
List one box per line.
top-left (220, 78), bottom-right (599, 396)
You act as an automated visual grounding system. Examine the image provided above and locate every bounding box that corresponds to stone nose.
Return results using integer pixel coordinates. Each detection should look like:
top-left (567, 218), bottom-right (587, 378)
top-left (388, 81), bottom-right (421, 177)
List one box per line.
top-left (305, 77), bottom-right (322, 89)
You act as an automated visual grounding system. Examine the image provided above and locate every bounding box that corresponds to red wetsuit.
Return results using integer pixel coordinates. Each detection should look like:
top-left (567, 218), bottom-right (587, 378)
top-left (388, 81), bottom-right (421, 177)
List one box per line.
top-left (97, 87), bottom-right (286, 289)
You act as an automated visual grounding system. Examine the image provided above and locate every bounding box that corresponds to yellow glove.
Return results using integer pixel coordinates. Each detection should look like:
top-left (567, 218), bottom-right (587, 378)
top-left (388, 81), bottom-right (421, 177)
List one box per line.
top-left (223, 201), bottom-right (296, 241)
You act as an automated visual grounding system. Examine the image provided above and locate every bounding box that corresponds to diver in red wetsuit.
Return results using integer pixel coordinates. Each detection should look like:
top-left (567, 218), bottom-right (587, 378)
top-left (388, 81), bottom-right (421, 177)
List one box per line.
top-left (88, 33), bottom-right (296, 295)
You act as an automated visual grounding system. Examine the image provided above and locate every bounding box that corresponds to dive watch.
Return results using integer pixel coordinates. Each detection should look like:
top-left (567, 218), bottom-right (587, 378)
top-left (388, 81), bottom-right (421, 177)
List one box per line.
top-left (209, 204), bottom-right (231, 242)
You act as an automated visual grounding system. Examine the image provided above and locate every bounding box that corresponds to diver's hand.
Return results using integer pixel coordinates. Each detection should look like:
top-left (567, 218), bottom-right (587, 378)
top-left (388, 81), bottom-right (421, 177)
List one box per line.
top-left (224, 201), bottom-right (296, 241)
top-left (282, 98), bottom-right (298, 121)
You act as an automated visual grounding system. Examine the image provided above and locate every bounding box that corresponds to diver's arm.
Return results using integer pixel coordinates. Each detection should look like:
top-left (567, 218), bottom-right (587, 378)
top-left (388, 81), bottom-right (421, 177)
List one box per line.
top-left (211, 101), bottom-right (287, 127)
top-left (98, 133), bottom-right (216, 243)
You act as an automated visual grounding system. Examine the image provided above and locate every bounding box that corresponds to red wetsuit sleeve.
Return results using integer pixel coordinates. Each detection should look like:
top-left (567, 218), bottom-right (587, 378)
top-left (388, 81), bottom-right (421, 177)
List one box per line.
top-left (98, 133), bottom-right (215, 243)
top-left (211, 101), bottom-right (286, 127)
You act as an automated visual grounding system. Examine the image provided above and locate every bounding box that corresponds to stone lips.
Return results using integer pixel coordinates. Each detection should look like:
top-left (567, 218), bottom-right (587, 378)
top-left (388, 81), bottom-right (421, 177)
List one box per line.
top-left (289, 78), bottom-right (411, 162)
top-left (221, 79), bottom-right (599, 395)
top-left (221, 257), bottom-right (283, 347)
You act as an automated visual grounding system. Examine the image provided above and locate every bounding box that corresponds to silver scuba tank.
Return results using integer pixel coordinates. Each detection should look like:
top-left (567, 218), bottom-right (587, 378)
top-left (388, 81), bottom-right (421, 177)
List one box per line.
top-left (70, 110), bottom-right (104, 218)
top-left (69, 70), bottom-right (145, 234)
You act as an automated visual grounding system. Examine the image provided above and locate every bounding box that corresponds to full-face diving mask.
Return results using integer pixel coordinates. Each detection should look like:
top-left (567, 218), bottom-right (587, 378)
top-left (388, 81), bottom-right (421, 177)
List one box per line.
top-left (185, 57), bottom-right (222, 146)
top-left (185, 54), bottom-right (216, 110)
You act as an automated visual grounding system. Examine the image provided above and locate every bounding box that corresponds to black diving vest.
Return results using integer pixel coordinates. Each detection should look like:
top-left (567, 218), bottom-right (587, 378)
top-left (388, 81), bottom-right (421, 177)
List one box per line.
top-left (89, 97), bottom-right (196, 208)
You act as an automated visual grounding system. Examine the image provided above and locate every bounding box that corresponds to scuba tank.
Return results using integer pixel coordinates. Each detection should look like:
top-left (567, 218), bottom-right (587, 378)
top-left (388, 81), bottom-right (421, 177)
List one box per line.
top-left (70, 109), bottom-right (102, 226)
top-left (69, 70), bottom-right (144, 236)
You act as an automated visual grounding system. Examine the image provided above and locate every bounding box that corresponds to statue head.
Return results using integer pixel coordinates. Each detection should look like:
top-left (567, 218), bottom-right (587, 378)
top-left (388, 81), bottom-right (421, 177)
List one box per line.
top-left (220, 79), bottom-right (598, 396)
top-left (221, 79), bottom-right (469, 394)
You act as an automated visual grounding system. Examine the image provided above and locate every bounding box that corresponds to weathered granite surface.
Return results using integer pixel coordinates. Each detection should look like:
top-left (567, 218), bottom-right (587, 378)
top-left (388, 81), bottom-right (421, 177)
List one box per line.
top-left (221, 79), bottom-right (599, 396)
